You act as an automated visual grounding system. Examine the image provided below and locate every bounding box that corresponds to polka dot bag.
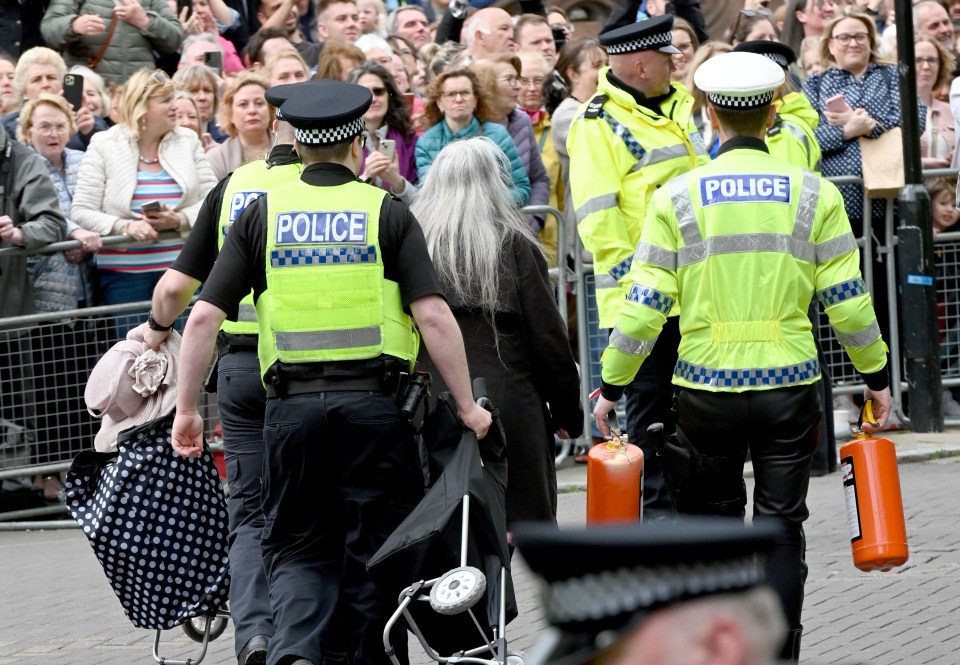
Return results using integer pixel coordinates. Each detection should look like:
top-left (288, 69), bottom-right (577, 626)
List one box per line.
top-left (65, 413), bottom-right (231, 630)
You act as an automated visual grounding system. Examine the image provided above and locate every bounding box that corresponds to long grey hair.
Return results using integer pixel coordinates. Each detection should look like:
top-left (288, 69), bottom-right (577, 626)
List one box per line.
top-left (411, 137), bottom-right (544, 316)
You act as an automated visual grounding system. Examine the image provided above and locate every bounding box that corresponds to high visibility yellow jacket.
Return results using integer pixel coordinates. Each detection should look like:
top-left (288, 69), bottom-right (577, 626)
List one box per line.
top-left (218, 158), bottom-right (301, 336)
top-left (767, 91), bottom-right (822, 173)
top-left (533, 113), bottom-right (564, 267)
top-left (568, 68), bottom-right (709, 328)
top-left (601, 142), bottom-right (887, 393)
top-left (256, 179), bottom-right (419, 380)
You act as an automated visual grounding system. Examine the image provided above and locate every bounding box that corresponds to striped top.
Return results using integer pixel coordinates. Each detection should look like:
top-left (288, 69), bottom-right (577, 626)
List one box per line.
top-left (97, 167), bottom-right (185, 272)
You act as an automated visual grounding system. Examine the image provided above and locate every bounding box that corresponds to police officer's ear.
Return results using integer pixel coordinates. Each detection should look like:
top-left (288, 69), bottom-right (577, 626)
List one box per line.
top-left (765, 104), bottom-right (777, 129)
top-left (706, 105), bottom-right (720, 132)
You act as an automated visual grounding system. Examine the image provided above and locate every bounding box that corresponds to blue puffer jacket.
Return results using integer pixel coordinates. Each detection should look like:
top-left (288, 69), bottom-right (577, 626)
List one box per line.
top-left (415, 116), bottom-right (531, 206)
top-left (504, 109), bottom-right (550, 231)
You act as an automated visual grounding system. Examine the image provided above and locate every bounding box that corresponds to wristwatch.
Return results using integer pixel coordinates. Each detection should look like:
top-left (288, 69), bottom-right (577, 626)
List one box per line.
top-left (147, 310), bottom-right (174, 332)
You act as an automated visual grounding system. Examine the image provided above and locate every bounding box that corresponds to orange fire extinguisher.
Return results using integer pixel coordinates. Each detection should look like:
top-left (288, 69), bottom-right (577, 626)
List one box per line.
top-left (838, 400), bottom-right (909, 572)
top-left (587, 411), bottom-right (644, 525)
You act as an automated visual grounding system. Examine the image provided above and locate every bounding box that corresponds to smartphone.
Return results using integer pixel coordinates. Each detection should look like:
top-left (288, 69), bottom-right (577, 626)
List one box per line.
top-left (378, 139), bottom-right (396, 161)
top-left (203, 51), bottom-right (223, 75)
top-left (63, 73), bottom-right (85, 113)
top-left (825, 93), bottom-right (846, 114)
top-left (402, 92), bottom-right (415, 113)
top-left (141, 201), bottom-right (163, 213)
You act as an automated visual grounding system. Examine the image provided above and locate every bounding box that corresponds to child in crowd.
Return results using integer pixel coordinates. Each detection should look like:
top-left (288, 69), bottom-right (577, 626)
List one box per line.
top-left (928, 177), bottom-right (960, 416)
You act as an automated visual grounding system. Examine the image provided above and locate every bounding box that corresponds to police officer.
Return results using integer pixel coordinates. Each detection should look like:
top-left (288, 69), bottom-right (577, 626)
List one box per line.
top-left (169, 79), bottom-right (491, 665)
top-left (733, 40), bottom-right (822, 173)
top-left (592, 52), bottom-right (892, 663)
top-left (567, 13), bottom-right (709, 518)
top-left (142, 84), bottom-right (306, 665)
top-left (515, 519), bottom-right (787, 665)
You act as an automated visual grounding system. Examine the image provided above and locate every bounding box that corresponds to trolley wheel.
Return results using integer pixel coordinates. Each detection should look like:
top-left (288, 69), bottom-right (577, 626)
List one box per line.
top-left (182, 614), bottom-right (229, 642)
top-left (507, 651), bottom-right (525, 665)
top-left (429, 566), bottom-right (486, 615)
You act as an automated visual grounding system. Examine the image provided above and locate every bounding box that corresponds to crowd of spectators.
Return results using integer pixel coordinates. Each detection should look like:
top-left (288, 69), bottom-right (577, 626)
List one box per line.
top-left (5, 0), bottom-right (960, 498)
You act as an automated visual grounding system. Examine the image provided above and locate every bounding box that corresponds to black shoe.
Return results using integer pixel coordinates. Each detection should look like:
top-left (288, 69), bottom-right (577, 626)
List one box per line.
top-left (238, 635), bottom-right (269, 665)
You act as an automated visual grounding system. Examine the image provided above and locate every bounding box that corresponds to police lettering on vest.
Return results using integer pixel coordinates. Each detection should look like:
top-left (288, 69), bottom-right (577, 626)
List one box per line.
top-left (229, 191), bottom-right (266, 223)
top-left (700, 175), bottom-right (791, 206)
top-left (275, 211), bottom-right (368, 244)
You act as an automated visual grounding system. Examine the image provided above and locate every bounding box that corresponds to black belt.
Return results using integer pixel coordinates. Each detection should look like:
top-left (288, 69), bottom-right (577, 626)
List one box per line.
top-left (265, 374), bottom-right (389, 399)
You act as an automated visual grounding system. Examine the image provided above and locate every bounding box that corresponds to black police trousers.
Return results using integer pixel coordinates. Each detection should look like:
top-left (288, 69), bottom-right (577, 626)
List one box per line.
top-left (675, 382), bottom-right (821, 632)
top-left (261, 390), bottom-right (424, 665)
top-left (624, 316), bottom-right (680, 519)
top-left (216, 349), bottom-right (274, 656)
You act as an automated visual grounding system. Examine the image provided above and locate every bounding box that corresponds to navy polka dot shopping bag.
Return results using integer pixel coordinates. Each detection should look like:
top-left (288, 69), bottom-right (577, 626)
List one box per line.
top-left (65, 413), bottom-right (231, 630)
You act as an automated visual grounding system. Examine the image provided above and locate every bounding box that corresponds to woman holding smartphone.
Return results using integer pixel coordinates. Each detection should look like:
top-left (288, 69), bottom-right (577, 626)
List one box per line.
top-left (347, 62), bottom-right (419, 199)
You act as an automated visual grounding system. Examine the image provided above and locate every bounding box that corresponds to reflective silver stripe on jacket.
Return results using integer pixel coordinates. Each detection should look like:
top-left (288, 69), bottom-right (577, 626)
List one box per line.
top-left (610, 326), bottom-right (658, 356)
top-left (275, 327), bottom-right (381, 351)
top-left (631, 143), bottom-right (693, 173)
top-left (833, 321), bottom-right (881, 348)
top-left (815, 233), bottom-right (857, 263)
top-left (634, 242), bottom-right (678, 270)
top-left (817, 277), bottom-right (866, 307)
top-left (237, 303), bottom-right (258, 323)
top-left (595, 274), bottom-right (618, 289)
top-left (678, 234), bottom-right (816, 267)
top-left (783, 121), bottom-right (812, 166)
top-left (670, 176), bottom-right (702, 247)
top-left (791, 172), bottom-right (820, 243)
top-left (674, 358), bottom-right (820, 388)
top-left (576, 192), bottom-right (619, 223)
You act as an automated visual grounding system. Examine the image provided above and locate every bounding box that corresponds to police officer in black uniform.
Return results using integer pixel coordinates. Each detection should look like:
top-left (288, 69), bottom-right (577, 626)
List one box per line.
top-left (143, 83), bottom-right (307, 665)
top-left (169, 79), bottom-right (492, 665)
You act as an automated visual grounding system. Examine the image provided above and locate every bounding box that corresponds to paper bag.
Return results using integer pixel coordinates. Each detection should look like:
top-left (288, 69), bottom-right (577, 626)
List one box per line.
top-left (859, 127), bottom-right (904, 198)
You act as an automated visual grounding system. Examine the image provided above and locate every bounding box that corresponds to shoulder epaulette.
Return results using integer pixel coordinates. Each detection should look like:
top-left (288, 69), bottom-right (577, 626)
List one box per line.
top-left (583, 94), bottom-right (609, 119)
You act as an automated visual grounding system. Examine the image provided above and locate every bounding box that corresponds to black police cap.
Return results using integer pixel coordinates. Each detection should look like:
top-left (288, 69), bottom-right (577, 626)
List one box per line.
top-left (733, 40), bottom-right (797, 69)
top-left (515, 518), bottom-right (782, 665)
top-left (276, 80), bottom-right (372, 145)
top-left (599, 14), bottom-right (681, 56)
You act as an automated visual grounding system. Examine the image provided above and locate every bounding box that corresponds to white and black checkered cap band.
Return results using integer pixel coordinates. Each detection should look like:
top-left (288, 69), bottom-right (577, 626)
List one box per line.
top-left (708, 90), bottom-right (775, 109)
top-left (764, 53), bottom-right (788, 67)
top-left (605, 30), bottom-right (672, 54)
top-left (294, 116), bottom-right (366, 145)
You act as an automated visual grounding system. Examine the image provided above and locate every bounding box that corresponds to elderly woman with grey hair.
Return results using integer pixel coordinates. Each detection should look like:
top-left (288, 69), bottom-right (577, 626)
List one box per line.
top-left (411, 137), bottom-right (583, 529)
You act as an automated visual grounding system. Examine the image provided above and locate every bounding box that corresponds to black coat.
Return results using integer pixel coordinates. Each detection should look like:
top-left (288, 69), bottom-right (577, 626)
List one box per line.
top-left (418, 231), bottom-right (583, 526)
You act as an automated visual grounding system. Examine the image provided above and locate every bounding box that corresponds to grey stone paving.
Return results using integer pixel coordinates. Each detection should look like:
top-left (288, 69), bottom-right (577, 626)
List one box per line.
top-left (1, 456), bottom-right (957, 664)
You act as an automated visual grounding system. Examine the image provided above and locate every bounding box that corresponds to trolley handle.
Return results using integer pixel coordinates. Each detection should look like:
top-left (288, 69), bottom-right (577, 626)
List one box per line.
top-left (472, 377), bottom-right (494, 412)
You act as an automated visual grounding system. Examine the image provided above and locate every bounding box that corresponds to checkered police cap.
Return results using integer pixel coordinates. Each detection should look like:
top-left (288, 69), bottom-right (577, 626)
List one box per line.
top-left (294, 116), bottom-right (366, 145)
top-left (695, 52), bottom-right (784, 111)
top-left (732, 40), bottom-right (796, 71)
top-left (275, 80), bottom-right (372, 146)
top-left (599, 14), bottom-right (681, 56)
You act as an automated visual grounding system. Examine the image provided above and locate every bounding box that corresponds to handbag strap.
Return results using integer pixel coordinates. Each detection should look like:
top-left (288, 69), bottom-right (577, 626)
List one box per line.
top-left (87, 12), bottom-right (120, 70)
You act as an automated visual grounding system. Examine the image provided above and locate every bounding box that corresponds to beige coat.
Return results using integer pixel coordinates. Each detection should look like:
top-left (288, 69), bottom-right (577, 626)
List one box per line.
top-left (72, 125), bottom-right (217, 236)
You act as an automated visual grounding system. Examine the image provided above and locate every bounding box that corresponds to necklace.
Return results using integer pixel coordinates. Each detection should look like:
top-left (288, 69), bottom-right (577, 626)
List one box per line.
top-left (138, 154), bottom-right (159, 164)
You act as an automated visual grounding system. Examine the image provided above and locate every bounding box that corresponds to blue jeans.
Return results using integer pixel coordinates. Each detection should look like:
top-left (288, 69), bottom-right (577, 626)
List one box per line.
top-left (98, 270), bottom-right (162, 341)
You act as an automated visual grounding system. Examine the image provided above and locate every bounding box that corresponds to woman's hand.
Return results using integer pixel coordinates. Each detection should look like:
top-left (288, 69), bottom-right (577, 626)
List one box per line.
top-left (0, 214), bottom-right (23, 246)
top-left (179, 6), bottom-right (204, 35)
top-left (65, 228), bottom-right (102, 262)
top-left (922, 156), bottom-right (951, 169)
top-left (842, 109), bottom-right (877, 140)
top-left (143, 203), bottom-right (181, 232)
top-left (75, 106), bottom-right (95, 135)
top-left (824, 98), bottom-right (854, 127)
top-left (202, 132), bottom-right (218, 151)
top-left (71, 13), bottom-right (105, 36)
top-left (125, 217), bottom-right (159, 242)
top-left (114, 0), bottom-right (150, 32)
top-left (361, 150), bottom-right (405, 190)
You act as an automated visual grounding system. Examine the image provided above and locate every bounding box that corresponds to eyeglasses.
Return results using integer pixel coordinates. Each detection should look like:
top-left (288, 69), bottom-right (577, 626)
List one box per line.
top-left (518, 76), bottom-right (545, 88)
top-left (551, 21), bottom-right (574, 33)
top-left (152, 70), bottom-right (169, 84)
top-left (441, 90), bottom-right (473, 100)
top-left (916, 56), bottom-right (939, 68)
top-left (498, 75), bottom-right (520, 87)
top-left (373, 56), bottom-right (393, 65)
top-left (831, 32), bottom-right (869, 46)
top-left (370, 86), bottom-right (388, 97)
top-left (739, 8), bottom-right (773, 18)
top-left (34, 122), bottom-right (69, 135)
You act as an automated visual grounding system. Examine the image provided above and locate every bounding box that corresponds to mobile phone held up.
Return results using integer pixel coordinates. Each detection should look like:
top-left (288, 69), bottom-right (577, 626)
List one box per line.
top-left (141, 201), bottom-right (163, 214)
top-left (378, 139), bottom-right (396, 161)
top-left (203, 51), bottom-right (223, 75)
top-left (63, 73), bottom-right (85, 113)
top-left (825, 93), bottom-right (846, 114)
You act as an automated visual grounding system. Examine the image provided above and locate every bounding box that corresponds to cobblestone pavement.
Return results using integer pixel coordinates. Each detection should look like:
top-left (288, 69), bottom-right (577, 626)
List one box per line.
top-left (1, 456), bottom-right (957, 665)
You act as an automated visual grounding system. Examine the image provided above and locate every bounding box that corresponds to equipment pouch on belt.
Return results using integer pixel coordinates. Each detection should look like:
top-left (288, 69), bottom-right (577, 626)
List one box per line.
top-left (649, 422), bottom-right (747, 517)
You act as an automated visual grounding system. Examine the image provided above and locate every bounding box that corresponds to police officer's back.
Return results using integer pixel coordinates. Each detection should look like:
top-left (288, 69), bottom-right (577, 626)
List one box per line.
top-left (593, 52), bottom-right (891, 663)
